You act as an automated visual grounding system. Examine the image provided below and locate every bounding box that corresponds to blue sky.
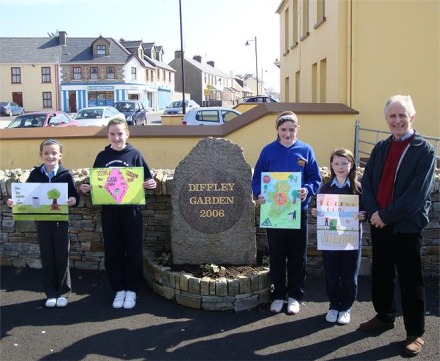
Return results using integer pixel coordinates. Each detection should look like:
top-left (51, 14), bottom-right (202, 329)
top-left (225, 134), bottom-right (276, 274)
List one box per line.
top-left (0, 0), bottom-right (281, 91)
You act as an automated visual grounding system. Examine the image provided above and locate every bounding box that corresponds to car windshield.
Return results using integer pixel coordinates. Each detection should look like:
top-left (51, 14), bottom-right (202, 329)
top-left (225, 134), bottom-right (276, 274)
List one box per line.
top-left (7, 114), bottom-right (45, 128)
top-left (169, 101), bottom-right (183, 108)
top-left (115, 102), bottom-right (135, 112)
top-left (76, 109), bottom-right (103, 119)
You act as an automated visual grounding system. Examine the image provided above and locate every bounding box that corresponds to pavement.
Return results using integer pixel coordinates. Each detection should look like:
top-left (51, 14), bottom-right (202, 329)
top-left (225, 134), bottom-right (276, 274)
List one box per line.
top-left (1, 266), bottom-right (439, 361)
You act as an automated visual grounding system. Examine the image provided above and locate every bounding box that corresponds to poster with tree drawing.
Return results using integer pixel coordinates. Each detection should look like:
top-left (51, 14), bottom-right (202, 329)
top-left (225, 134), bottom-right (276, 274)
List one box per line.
top-left (11, 183), bottom-right (68, 221)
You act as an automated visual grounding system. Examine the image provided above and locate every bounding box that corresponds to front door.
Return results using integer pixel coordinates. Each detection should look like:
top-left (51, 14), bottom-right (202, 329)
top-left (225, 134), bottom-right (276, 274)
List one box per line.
top-left (68, 92), bottom-right (77, 113)
top-left (12, 92), bottom-right (23, 107)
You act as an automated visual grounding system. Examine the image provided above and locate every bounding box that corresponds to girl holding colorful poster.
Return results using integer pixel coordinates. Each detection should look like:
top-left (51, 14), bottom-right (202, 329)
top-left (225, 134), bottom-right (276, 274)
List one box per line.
top-left (7, 139), bottom-right (80, 308)
top-left (252, 111), bottom-right (321, 315)
top-left (80, 118), bottom-right (156, 310)
top-left (311, 148), bottom-right (366, 325)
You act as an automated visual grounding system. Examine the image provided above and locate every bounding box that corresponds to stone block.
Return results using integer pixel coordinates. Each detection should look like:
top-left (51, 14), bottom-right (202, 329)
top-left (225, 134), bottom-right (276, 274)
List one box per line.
top-left (152, 283), bottom-right (175, 300)
top-left (237, 275), bottom-right (251, 294)
top-left (188, 276), bottom-right (201, 294)
top-left (200, 277), bottom-right (210, 295)
top-left (227, 278), bottom-right (240, 295)
top-left (202, 295), bottom-right (234, 311)
top-left (215, 277), bottom-right (228, 296)
top-left (234, 294), bottom-right (259, 312)
top-left (176, 292), bottom-right (201, 309)
top-left (179, 273), bottom-right (192, 292)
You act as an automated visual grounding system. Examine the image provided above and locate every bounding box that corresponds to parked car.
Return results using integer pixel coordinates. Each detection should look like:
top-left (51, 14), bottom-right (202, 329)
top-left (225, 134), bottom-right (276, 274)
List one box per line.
top-left (163, 100), bottom-right (199, 115)
top-left (0, 102), bottom-right (25, 116)
top-left (73, 106), bottom-right (125, 126)
top-left (6, 111), bottom-right (79, 128)
top-left (242, 96), bottom-right (279, 103)
top-left (114, 100), bottom-right (147, 126)
top-left (182, 107), bottom-right (241, 125)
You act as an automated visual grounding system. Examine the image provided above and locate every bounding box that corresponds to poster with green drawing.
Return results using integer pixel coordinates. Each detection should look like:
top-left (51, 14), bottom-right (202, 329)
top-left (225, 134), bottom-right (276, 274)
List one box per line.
top-left (11, 183), bottom-right (69, 221)
top-left (260, 172), bottom-right (302, 229)
top-left (316, 194), bottom-right (360, 250)
top-left (90, 167), bottom-right (145, 205)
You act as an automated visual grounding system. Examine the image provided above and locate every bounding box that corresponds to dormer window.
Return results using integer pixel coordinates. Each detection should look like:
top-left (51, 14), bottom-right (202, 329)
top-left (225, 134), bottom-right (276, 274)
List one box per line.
top-left (97, 45), bottom-right (106, 55)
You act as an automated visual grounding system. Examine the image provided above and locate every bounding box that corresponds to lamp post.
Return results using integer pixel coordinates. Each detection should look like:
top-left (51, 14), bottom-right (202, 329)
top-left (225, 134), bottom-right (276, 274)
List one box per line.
top-left (245, 36), bottom-right (259, 96)
top-left (179, 0), bottom-right (186, 114)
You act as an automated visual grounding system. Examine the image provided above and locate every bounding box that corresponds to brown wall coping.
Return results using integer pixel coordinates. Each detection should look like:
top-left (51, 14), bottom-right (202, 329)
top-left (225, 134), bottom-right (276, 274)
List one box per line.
top-left (0, 103), bottom-right (359, 140)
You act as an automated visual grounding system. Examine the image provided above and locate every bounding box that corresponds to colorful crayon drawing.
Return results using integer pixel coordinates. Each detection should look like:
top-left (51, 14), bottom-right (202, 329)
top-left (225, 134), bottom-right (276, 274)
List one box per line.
top-left (90, 167), bottom-right (145, 205)
top-left (260, 172), bottom-right (302, 229)
top-left (11, 183), bottom-right (68, 221)
top-left (316, 194), bottom-right (360, 250)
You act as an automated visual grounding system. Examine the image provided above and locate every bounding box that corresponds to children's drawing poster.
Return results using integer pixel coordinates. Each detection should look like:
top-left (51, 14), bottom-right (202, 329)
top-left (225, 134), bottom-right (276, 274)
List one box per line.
top-left (260, 172), bottom-right (302, 229)
top-left (316, 194), bottom-right (360, 250)
top-left (11, 183), bottom-right (69, 221)
top-left (90, 167), bottom-right (145, 205)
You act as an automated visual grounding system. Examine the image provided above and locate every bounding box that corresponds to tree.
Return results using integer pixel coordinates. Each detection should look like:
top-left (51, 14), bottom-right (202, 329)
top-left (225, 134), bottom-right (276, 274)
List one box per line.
top-left (47, 188), bottom-right (61, 210)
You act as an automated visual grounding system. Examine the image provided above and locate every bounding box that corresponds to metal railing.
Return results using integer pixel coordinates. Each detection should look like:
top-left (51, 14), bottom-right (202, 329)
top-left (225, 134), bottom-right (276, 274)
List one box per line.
top-left (354, 120), bottom-right (440, 167)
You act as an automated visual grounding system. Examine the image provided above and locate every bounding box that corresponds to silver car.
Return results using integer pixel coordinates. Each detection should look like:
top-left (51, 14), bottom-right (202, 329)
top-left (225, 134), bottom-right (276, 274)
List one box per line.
top-left (73, 106), bottom-right (125, 126)
top-left (182, 107), bottom-right (241, 125)
top-left (163, 100), bottom-right (199, 115)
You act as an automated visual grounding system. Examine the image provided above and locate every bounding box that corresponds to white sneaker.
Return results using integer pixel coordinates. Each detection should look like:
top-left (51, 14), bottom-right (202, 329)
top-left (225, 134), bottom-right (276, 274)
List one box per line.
top-left (112, 291), bottom-right (126, 309)
top-left (123, 291), bottom-right (136, 309)
top-left (270, 299), bottom-right (285, 313)
top-left (287, 298), bottom-right (300, 314)
top-left (326, 309), bottom-right (339, 323)
top-left (338, 310), bottom-right (351, 325)
top-left (45, 298), bottom-right (57, 308)
top-left (56, 297), bottom-right (68, 307)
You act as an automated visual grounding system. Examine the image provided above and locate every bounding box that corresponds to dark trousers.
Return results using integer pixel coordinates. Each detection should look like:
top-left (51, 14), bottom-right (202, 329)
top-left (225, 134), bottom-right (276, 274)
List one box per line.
top-left (101, 206), bottom-right (143, 293)
top-left (266, 211), bottom-right (308, 301)
top-left (322, 247), bottom-right (361, 311)
top-left (371, 226), bottom-right (425, 337)
top-left (36, 221), bottom-right (71, 299)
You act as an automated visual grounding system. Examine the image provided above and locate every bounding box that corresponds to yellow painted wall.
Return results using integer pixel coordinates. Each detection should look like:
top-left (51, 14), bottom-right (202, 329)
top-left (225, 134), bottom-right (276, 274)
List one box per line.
top-left (350, 0), bottom-right (439, 137)
top-left (0, 113), bottom-right (357, 171)
top-left (278, 0), bottom-right (439, 137)
top-left (0, 64), bottom-right (59, 112)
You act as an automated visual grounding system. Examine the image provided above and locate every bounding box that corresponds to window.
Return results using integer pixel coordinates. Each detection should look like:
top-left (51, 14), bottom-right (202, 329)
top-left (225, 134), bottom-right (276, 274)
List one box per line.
top-left (319, 58), bottom-right (327, 102)
top-left (284, 8), bottom-right (289, 52)
top-left (90, 67), bottom-right (98, 80)
top-left (131, 67), bottom-right (137, 80)
top-left (97, 45), bottom-right (106, 55)
top-left (314, 0), bottom-right (326, 29)
top-left (43, 92), bottom-right (52, 108)
top-left (106, 66), bottom-right (115, 79)
top-left (42, 67), bottom-right (51, 83)
top-left (73, 67), bottom-right (82, 80)
top-left (301, 0), bottom-right (309, 40)
top-left (291, 0), bottom-right (299, 49)
top-left (11, 67), bottom-right (21, 83)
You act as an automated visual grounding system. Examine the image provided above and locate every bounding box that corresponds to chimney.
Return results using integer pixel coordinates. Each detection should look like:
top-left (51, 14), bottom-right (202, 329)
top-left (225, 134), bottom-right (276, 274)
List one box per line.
top-left (175, 50), bottom-right (182, 59)
top-left (193, 55), bottom-right (202, 63)
top-left (207, 60), bottom-right (215, 68)
top-left (59, 31), bottom-right (67, 46)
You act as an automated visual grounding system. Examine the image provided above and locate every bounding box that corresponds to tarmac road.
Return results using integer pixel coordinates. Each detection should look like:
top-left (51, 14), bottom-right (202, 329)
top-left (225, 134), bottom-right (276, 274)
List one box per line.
top-left (1, 266), bottom-right (439, 361)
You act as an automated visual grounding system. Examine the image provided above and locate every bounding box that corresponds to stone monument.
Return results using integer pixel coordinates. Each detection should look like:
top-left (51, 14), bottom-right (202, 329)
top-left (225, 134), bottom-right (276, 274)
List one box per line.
top-left (171, 137), bottom-right (256, 265)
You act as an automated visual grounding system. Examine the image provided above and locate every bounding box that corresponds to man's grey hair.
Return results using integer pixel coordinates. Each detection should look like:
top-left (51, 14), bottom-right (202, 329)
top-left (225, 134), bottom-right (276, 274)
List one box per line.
top-left (384, 95), bottom-right (416, 118)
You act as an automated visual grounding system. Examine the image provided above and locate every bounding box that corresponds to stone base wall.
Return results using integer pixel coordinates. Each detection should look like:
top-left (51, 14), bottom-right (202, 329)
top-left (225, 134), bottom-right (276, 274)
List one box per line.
top-left (143, 249), bottom-right (271, 311)
top-left (1, 169), bottom-right (439, 277)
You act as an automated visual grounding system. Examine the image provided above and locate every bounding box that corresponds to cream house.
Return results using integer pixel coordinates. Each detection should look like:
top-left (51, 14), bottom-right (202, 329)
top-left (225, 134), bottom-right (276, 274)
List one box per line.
top-left (0, 37), bottom-right (61, 112)
top-left (276, 0), bottom-right (439, 137)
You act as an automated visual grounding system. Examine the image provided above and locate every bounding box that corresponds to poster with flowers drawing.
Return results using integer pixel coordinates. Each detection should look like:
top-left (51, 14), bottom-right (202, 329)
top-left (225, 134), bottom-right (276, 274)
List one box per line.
top-left (90, 167), bottom-right (145, 205)
top-left (260, 172), bottom-right (302, 229)
top-left (316, 194), bottom-right (360, 250)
